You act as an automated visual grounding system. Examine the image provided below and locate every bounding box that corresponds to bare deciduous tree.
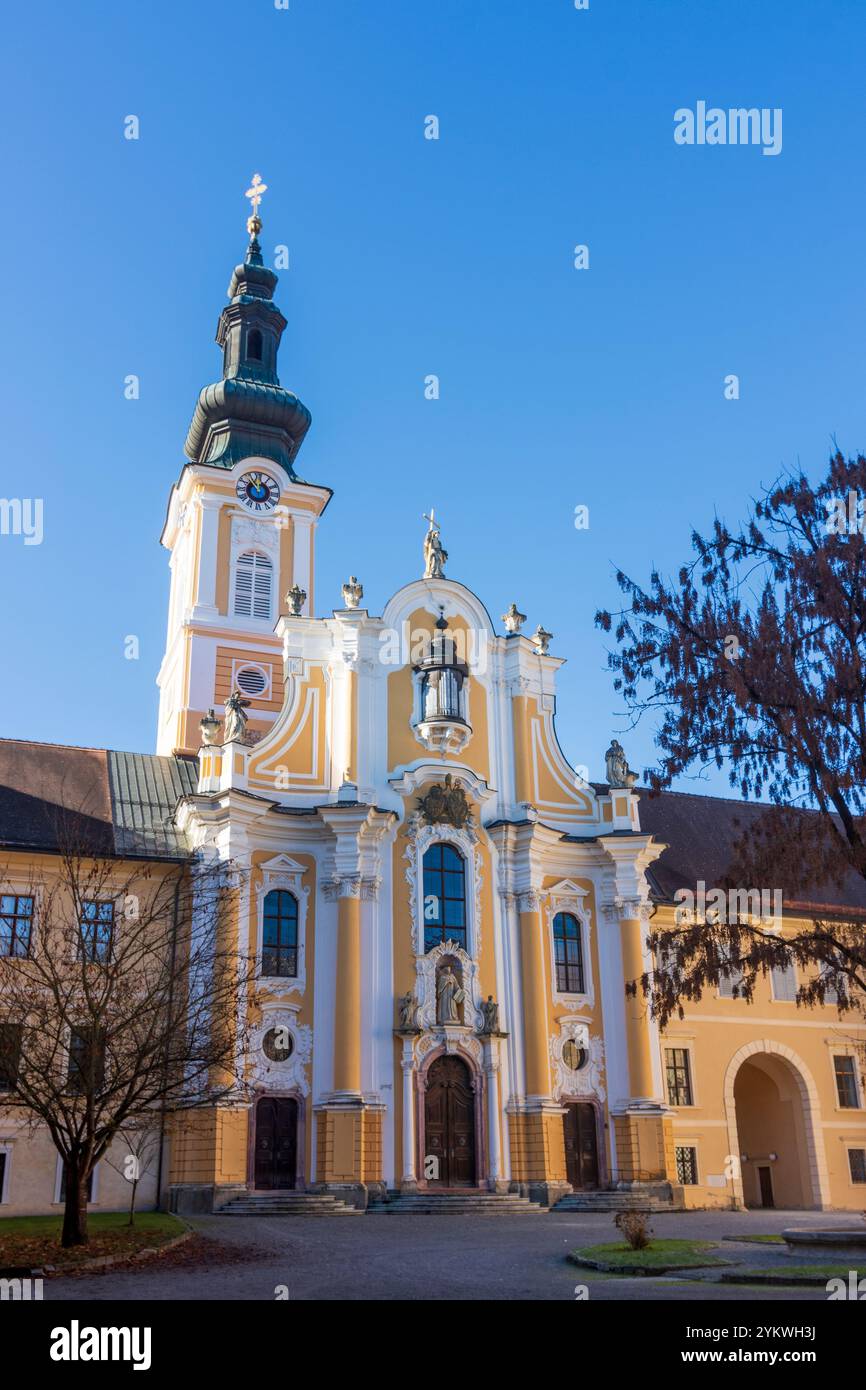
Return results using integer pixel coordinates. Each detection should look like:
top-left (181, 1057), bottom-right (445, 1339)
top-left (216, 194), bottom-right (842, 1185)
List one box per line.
top-left (0, 825), bottom-right (253, 1247)
top-left (596, 451), bottom-right (866, 1025)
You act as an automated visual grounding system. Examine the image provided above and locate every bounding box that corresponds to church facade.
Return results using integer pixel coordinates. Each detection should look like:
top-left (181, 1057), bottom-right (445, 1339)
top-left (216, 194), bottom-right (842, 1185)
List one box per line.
top-left (1, 202), bottom-right (866, 1216)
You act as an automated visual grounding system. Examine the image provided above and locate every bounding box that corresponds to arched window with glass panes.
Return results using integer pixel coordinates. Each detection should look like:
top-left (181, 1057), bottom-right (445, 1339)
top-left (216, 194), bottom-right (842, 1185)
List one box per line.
top-left (553, 911), bottom-right (585, 994)
top-left (422, 843), bottom-right (467, 952)
top-left (261, 889), bottom-right (298, 977)
top-left (234, 549), bottom-right (273, 621)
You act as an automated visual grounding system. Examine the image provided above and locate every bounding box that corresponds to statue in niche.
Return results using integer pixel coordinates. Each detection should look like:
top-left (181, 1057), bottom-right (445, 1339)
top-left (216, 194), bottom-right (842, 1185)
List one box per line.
top-left (436, 960), bottom-right (465, 1025)
top-left (479, 995), bottom-right (500, 1035)
top-left (397, 992), bottom-right (417, 1029)
top-left (604, 738), bottom-right (638, 789)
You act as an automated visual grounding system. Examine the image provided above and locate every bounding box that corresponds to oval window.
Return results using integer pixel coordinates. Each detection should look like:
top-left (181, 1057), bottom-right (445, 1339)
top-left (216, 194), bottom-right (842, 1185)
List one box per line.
top-left (236, 665), bottom-right (268, 696)
top-left (262, 1027), bottom-right (294, 1062)
top-left (562, 1039), bottom-right (587, 1073)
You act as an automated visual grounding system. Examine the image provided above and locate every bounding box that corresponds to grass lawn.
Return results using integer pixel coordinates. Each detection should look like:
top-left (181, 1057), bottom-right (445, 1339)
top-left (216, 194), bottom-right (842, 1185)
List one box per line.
top-left (0, 1211), bottom-right (186, 1271)
top-left (572, 1239), bottom-right (727, 1272)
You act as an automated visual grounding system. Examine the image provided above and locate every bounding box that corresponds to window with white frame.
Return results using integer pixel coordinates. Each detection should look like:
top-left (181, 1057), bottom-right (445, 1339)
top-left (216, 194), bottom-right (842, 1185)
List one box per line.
top-left (770, 959), bottom-right (797, 1001)
top-left (833, 1054), bottom-right (861, 1109)
top-left (552, 912), bottom-right (585, 994)
top-left (0, 894), bottom-right (34, 957)
top-left (233, 549), bottom-right (273, 621)
top-left (675, 1145), bottom-right (699, 1185)
top-left (0, 1022), bottom-right (22, 1092)
top-left (55, 1155), bottom-right (98, 1204)
top-left (665, 1047), bottom-right (694, 1106)
top-left (717, 938), bottom-right (746, 997)
top-left (848, 1148), bottom-right (866, 1184)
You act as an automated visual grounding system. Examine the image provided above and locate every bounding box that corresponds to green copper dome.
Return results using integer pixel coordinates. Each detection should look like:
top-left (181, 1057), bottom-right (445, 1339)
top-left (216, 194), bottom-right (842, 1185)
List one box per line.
top-left (183, 231), bottom-right (311, 477)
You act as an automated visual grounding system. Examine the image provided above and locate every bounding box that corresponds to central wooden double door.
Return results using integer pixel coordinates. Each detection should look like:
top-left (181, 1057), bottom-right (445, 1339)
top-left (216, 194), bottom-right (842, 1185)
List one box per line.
top-left (563, 1102), bottom-right (599, 1189)
top-left (424, 1055), bottom-right (476, 1186)
top-left (254, 1097), bottom-right (298, 1190)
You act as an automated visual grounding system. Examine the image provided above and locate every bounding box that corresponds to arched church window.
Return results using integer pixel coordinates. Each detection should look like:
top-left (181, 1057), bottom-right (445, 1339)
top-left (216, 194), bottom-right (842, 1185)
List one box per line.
top-left (553, 911), bottom-right (585, 994)
top-left (247, 328), bottom-right (263, 362)
top-left (422, 843), bottom-right (466, 953)
top-left (261, 889), bottom-right (298, 977)
top-left (234, 549), bottom-right (273, 621)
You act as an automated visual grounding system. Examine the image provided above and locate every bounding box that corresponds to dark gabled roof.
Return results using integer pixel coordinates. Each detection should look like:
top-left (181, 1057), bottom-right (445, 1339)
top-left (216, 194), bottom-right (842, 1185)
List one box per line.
top-left (639, 788), bottom-right (866, 915)
top-left (106, 751), bottom-right (198, 857)
top-left (0, 740), bottom-right (197, 860)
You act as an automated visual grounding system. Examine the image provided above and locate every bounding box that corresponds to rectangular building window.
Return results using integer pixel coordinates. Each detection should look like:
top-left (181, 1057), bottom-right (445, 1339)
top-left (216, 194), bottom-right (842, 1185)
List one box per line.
top-left (717, 944), bottom-right (744, 998)
top-left (665, 1047), bottom-right (694, 1106)
top-left (79, 901), bottom-right (114, 964)
top-left (59, 1162), bottom-right (95, 1203)
top-left (834, 1055), bottom-right (860, 1109)
top-left (0, 894), bottom-right (34, 957)
top-left (0, 1022), bottom-right (22, 1092)
top-left (675, 1146), bottom-right (698, 1185)
top-left (770, 961), bottom-right (797, 1001)
top-left (67, 1029), bottom-right (105, 1094)
top-left (849, 1149), bottom-right (866, 1184)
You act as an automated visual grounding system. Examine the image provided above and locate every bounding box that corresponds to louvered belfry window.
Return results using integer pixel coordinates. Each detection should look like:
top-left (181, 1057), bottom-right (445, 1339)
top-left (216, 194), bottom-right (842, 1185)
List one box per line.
top-left (234, 549), bottom-right (273, 620)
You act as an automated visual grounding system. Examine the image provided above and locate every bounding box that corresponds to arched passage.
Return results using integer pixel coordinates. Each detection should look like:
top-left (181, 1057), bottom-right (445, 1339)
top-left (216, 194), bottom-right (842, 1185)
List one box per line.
top-left (723, 1041), bottom-right (830, 1210)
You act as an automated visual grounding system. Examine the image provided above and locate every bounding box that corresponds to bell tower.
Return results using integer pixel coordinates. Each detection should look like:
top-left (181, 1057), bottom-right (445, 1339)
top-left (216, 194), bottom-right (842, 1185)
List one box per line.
top-left (156, 178), bottom-right (331, 756)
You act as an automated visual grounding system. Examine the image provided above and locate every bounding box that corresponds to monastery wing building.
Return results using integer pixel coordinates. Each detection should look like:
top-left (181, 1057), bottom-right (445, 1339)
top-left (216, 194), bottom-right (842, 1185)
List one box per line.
top-left (1, 209), bottom-right (865, 1216)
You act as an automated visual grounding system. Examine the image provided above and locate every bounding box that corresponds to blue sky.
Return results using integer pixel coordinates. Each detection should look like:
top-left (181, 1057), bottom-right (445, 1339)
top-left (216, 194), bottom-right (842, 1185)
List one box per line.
top-left (1, 0), bottom-right (864, 792)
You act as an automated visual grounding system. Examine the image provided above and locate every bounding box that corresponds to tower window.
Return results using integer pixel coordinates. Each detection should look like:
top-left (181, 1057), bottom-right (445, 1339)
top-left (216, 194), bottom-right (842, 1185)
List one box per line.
top-left (235, 664), bottom-right (269, 697)
top-left (234, 550), bottom-right (273, 621)
top-left (247, 328), bottom-right (263, 362)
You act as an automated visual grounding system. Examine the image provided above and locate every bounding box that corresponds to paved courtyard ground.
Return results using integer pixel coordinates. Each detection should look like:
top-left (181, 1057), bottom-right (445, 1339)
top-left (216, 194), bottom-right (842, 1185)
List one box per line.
top-left (42, 1207), bottom-right (862, 1301)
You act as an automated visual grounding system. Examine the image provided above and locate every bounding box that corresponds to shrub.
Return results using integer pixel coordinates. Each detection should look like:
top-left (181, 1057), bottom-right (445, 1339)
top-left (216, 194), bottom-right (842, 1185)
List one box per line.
top-left (614, 1211), bottom-right (653, 1250)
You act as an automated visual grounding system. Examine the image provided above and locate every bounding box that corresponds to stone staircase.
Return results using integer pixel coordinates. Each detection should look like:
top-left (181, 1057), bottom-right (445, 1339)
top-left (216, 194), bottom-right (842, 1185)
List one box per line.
top-left (219, 1191), bottom-right (363, 1216)
top-left (553, 1184), bottom-right (681, 1214)
top-left (368, 1190), bottom-right (545, 1215)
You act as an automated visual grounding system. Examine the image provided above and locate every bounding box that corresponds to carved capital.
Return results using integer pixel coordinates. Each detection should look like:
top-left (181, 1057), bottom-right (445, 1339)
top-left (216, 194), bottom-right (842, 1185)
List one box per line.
top-left (517, 889), bottom-right (542, 914)
top-left (323, 875), bottom-right (362, 901)
top-left (601, 897), bottom-right (652, 924)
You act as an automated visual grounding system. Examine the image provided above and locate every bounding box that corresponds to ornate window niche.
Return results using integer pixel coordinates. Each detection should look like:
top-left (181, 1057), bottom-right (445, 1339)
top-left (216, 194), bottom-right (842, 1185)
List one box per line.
top-left (544, 880), bottom-right (595, 1009)
top-left (411, 938), bottom-right (485, 1034)
top-left (404, 816), bottom-right (484, 960)
top-left (550, 1018), bottom-right (605, 1104)
top-left (254, 854), bottom-right (310, 1000)
top-left (249, 1005), bottom-right (313, 1097)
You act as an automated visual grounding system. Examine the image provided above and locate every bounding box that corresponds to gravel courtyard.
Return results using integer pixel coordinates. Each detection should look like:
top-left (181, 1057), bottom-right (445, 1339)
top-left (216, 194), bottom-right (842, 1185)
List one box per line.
top-left (42, 1207), bottom-right (860, 1302)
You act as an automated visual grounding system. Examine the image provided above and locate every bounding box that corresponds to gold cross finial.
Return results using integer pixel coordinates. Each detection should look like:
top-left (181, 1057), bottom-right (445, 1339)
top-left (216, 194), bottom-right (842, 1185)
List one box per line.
top-left (245, 172), bottom-right (268, 235)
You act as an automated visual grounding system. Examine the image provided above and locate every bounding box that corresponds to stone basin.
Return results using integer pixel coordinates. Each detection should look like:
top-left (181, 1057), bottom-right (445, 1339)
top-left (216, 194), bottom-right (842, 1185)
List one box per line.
top-left (782, 1228), bottom-right (866, 1259)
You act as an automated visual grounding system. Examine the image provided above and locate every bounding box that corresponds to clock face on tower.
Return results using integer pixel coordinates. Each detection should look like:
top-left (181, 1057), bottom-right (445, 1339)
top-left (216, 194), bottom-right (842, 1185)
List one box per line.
top-left (236, 470), bottom-right (280, 512)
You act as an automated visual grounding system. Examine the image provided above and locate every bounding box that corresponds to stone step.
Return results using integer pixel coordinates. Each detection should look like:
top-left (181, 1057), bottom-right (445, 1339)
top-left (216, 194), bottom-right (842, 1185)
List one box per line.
top-left (368, 1194), bottom-right (545, 1215)
top-left (219, 1193), bottom-right (363, 1216)
top-left (553, 1193), bottom-right (677, 1213)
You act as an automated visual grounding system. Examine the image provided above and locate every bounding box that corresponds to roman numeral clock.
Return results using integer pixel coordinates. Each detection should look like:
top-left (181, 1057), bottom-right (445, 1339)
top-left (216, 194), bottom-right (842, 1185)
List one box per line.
top-left (236, 470), bottom-right (280, 513)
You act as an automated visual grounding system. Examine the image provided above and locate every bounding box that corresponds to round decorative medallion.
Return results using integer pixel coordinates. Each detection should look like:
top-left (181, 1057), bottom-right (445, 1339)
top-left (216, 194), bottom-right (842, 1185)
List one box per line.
top-left (236, 470), bottom-right (280, 513)
top-left (562, 1039), bottom-right (587, 1073)
top-left (262, 1026), bottom-right (294, 1062)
